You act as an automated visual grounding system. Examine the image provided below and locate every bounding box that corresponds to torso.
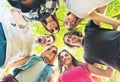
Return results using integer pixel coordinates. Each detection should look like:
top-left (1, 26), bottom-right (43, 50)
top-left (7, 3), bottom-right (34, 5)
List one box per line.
top-left (1, 10), bottom-right (33, 66)
top-left (65, 0), bottom-right (113, 18)
top-left (59, 65), bottom-right (93, 82)
top-left (83, 20), bottom-right (120, 71)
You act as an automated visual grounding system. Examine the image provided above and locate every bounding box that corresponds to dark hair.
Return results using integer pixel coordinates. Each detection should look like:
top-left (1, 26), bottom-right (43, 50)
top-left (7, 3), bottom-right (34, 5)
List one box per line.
top-left (41, 13), bottom-right (60, 34)
top-left (63, 30), bottom-right (83, 48)
top-left (64, 12), bottom-right (83, 31)
top-left (58, 49), bottom-right (83, 73)
top-left (45, 34), bottom-right (56, 46)
top-left (38, 34), bottom-right (56, 46)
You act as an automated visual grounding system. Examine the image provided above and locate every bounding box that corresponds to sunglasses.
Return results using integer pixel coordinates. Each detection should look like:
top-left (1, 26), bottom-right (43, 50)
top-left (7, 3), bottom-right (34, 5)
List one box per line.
top-left (47, 48), bottom-right (57, 54)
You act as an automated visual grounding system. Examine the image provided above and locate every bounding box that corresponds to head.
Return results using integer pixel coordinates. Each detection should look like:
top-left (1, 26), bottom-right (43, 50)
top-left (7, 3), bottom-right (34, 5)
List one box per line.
top-left (58, 50), bottom-right (83, 73)
top-left (41, 45), bottom-right (58, 65)
top-left (63, 30), bottom-right (83, 48)
top-left (41, 14), bottom-right (60, 34)
top-left (8, 0), bottom-right (40, 12)
top-left (64, 12), bottom-right (83, 31)
top-left (36, 34), bottom-right (55, 46)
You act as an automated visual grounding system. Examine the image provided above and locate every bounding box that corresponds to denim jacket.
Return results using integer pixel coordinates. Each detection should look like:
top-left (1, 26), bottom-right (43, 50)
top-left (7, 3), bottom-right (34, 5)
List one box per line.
top-left (13, 55), bottom-right (53, 82)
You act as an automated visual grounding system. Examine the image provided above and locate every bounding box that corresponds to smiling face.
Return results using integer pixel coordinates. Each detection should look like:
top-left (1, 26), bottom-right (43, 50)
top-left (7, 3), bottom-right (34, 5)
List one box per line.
top-left (41, 45), bottom-right (57, 65)
top-left (64, 13), bottom-right (77, 30)
top-left (64, 34), bottom-right (81, 47)
top-left (46, 21), bottom-right (59, 34)
top-left (59, 50), bottom-right (73, 67)
top-left (37, 34), bottom-right (55, 46)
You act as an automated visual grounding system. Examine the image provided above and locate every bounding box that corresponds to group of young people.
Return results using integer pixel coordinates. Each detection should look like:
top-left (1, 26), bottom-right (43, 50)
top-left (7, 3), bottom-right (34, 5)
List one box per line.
top-left (0, 0), bottom-right (120, 82)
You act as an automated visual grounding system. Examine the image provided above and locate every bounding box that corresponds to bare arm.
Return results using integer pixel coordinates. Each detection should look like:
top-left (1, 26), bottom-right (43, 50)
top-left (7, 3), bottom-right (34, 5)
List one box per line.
top-left (91, 63), bottom-right (102, 82)
top-left (10, 8), bottom-right (27, 28)
top-left (88, 63), bottom-right (115, 78)
top-left (10, 56), bottom-right (31, 68)
top-left (93, 5), bottom-right (107, 25)
top-left (88, 10), bottom-right (120, 30)
top-left (47, 75), bottom-right (54, 82)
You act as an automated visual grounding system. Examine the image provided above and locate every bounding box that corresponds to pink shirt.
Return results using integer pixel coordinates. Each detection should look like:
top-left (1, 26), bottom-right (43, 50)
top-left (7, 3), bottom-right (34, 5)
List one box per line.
top-left (58, 63), bottom-right (93, 82)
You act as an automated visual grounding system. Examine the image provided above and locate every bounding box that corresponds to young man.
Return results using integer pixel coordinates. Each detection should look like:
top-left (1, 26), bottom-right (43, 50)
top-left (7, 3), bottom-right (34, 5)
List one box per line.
top-left (35, 34), bottom-right (55, 46)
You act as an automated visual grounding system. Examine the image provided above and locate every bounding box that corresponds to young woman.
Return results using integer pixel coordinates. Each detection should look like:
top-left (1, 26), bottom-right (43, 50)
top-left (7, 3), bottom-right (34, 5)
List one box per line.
top-left (8, 0), bottom-right (60, 34)
top-left (63, 0), bottom-right (120, 30)
top-left (57, 50), bottom-right (114, 82)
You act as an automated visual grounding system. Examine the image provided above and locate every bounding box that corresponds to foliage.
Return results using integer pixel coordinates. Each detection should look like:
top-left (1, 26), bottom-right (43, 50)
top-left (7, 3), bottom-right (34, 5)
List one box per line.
top-left (32, 0), bottom-right (120, 82)
top-left (0, 0), bottom-right (120, 82)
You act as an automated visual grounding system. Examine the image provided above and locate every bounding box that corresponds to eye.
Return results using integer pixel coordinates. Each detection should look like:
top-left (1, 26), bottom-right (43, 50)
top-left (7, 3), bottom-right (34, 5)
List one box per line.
top-left (65, 21), bottom-right (68, 25)
top-left (47, 48), bottom-right (50, 50)
top-left (47, 36), bottom-right (50, 38)
top-left (65, 54), bottom-right (68, 57)
top-left (68, 36), bottom-right (71, 38)
top-left (67, 39), bottom-right (70, 42)
top-left (52, 50), bottom-right (57, 54)
top-left (48, 40), bottom-right (51, 42)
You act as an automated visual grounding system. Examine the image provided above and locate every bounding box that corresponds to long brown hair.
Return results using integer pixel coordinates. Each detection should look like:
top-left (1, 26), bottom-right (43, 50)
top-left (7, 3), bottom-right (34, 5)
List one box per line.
top-left (41, 13), bottom-right (60, 34)
top-left (58, 50), bottom-right (83, 73)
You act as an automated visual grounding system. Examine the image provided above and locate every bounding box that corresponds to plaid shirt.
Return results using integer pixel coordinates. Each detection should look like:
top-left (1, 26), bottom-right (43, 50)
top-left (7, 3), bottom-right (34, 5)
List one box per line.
top-left (24, 0), bottom-right (59, 21)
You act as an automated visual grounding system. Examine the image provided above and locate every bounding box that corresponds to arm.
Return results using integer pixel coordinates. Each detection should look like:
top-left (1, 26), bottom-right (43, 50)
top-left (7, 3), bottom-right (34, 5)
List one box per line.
top-left (91, 63), bottom-right (103, 82)
top-left (10, 8), bottom-right (27, 28)
top-left (88, 63), bottom-right (115, 78)
top-left (48, 76), bottom-right (54, 82)
top-left (10, 56), bottom-right (31, 68)
top-left (93, 5), bottom-right (107, 25)
top-left (88, 10), bottom-right (120, 30)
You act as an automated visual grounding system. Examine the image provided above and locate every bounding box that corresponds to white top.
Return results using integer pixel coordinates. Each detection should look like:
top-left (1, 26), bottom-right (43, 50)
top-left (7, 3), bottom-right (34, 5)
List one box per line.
top-left (15, 60), bottom-right (46, 82)
top-left (0, 10), bottom-right (33, 67)
top-left (66, 0), bottom-right (113, 18)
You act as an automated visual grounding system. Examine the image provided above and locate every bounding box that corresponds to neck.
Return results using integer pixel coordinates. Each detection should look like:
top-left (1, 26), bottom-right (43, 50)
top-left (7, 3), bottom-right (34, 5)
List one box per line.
top-left (66, 64), bottom-right (74, 71)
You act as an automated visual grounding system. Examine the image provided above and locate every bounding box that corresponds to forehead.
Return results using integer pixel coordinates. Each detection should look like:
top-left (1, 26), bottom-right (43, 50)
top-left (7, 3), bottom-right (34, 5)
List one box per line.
top-left (49, 46), bottom-right (57, 50)
top-left (42, 34), bottom-right (52, 37)
top-left (60, 51), bottom-right (69, 56)
top-left (64, 34), bottom-right (76, 39)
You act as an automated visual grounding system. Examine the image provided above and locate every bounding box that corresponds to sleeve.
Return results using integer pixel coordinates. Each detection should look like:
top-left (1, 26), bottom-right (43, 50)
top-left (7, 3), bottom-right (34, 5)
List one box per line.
top-left (84, 55), bottom-right (96, 65)
top-left (84, 56), bottom-right (104, 65)
top-left (85, 20), bottom-right (100, 29)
